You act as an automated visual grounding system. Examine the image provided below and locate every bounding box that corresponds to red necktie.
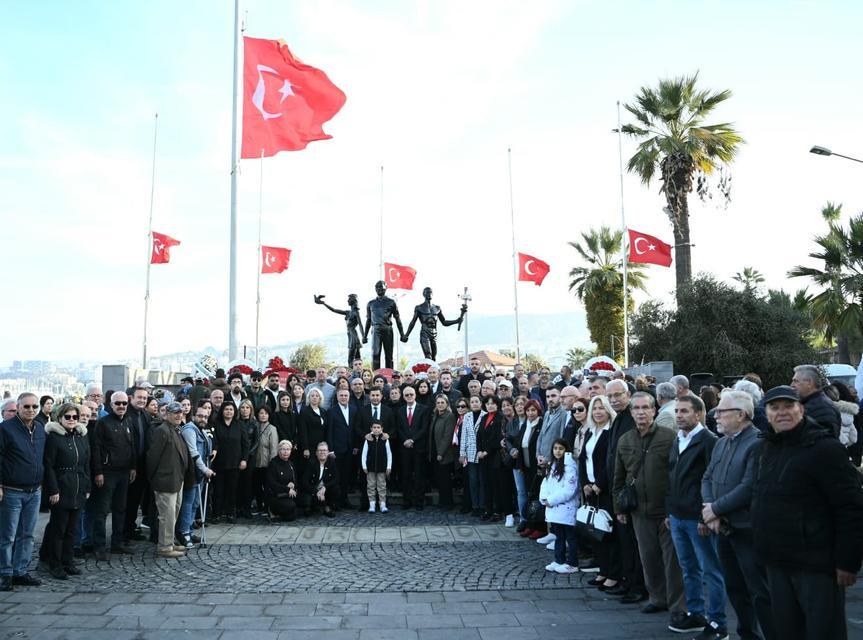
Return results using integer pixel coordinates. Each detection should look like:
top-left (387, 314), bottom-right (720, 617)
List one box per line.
top-left (408, 406), bottom-right (413, 427)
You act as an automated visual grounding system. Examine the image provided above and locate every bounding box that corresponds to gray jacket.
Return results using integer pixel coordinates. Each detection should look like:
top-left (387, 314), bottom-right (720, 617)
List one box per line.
top-left (538, 406), bottom-right (566, 462)
top-left (701, 423), bottom-right (760, 529)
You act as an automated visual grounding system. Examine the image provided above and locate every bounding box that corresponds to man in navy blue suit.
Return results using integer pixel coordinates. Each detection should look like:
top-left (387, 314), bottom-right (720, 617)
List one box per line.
top-left (327, 389), bottom-right (358, 509)
top-left (396, 387), bottom-right (430, 510)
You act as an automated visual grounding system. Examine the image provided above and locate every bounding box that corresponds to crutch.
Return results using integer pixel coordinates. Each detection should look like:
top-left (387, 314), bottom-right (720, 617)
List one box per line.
top-left (198, 479), bottom-right (210, 549)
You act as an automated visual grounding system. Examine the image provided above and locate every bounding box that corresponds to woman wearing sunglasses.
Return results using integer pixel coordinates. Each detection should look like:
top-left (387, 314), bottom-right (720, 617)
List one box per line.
top-left (42, 403), bottom-right (91, 580)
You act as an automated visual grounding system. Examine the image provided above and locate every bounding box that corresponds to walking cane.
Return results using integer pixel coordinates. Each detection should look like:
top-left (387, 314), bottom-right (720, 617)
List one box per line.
top-left (198, 479), bottom-right (210, 549)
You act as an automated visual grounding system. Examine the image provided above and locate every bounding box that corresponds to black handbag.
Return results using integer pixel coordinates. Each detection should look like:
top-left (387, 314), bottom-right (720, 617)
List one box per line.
top-left (525, 498), bottom-right (545, 528)
top-left (613, 433), bottom-right (654, 514)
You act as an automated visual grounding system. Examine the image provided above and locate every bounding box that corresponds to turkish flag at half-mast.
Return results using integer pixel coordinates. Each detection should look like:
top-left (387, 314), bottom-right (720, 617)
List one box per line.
top-left (242, 37), bottom-right (346, 159)
top-left (261, 246), bottom-right (291, 274)
top-left (627, 229), bottom-right (673, 267)
top-left (517, 252), bottom-right (550, 286)
top-left (384, 262), bottom-right (416, 290)
top-left (151, 232), bottom-right (181, 264)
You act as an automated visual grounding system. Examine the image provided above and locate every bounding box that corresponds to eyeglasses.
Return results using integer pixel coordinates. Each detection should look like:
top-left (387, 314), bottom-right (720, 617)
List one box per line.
top-left (495, 373), bottom-right (505, 377)
top-left (86, 393), bottom-right (103, 398)
top-left (113, 401), bottom-right (128, 406)
top-left (573, 407), bottom-right (586, 412)
top-left (714, 408), bottom-right (742, 416)
top-left (21, 404), bottom-right (38, 410)
top-left (456, 405), bottom-right (467, 409)
top-left (63, 414), bottom-right (79, 421)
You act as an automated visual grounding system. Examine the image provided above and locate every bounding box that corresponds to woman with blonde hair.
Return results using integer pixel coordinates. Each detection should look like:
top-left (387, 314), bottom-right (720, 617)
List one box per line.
top-left (266, 440), bottom-right (298, 521)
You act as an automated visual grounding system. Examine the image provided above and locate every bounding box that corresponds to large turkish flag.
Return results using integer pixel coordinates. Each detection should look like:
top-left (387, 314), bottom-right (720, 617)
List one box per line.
top-left (517, 252), bottom-right (550, 286)
top-left (261, 246), bottom-right (291, 274)
top-left (242, 37), bottom-right (346, 159)
top-left (384, 262), bottom-right (417, 290)
top-left (627, 229), bottom-right (673, 267)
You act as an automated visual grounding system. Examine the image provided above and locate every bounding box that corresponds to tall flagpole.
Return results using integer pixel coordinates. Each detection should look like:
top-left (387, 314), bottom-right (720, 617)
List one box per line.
top-left (379, 165), bottom-right (384, 281)
top-left (507, 147), bottom-right (521, 364)
top-left (616, 101), bottom-right (630, 368)
top-left (228, 0), bottom-right (242, 360)
top-left (254, 150), bottom-right (264, 370)
top-left (142, 112), bottom-right (159, 369)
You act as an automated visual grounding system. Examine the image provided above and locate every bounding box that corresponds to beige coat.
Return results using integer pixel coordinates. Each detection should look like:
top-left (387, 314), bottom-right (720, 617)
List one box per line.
top-left (255, 421), bottom-right (280, 468)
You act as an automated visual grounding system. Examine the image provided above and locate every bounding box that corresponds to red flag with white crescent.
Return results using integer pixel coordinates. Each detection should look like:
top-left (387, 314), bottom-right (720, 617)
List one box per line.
top-left (151, 232), bottom-right (181, 264)
top-left (627, 229), bottom-right (673, 267)
top-left (261, 246), bottom-right (291, 274)
top-left (383, 262), bottom-right (416, 290)
top-left (517, 252), bottom-right (550, 286)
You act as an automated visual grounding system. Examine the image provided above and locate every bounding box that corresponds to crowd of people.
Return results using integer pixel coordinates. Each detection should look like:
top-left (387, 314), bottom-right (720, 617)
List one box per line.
top-left (1, 358), bottom-right (863, 639)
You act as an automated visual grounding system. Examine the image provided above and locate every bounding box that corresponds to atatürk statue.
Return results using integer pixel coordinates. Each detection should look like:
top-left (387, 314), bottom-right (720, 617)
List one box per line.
top-left (402, 287), bottom-right (467, 361)
top-left (313, 293), bottom-right (364, 365)
top-left (362, 280), bottom-right (405, 370)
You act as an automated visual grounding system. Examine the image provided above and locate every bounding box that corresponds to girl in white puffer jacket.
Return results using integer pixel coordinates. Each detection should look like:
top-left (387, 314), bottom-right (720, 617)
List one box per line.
top-left (540, 438), bottom-right (579, 574)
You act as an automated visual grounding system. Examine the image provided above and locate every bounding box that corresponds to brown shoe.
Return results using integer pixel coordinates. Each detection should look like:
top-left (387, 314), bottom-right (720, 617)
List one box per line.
top-left (172, 545), bottom-right (187, 553)
top-left (157, 549), bottom-right (185, 559)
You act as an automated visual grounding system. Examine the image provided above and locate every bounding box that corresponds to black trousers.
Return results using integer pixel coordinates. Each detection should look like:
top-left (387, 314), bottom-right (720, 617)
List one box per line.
top-left (252, 468), bottom-right (268, 511)
top-left (44, 507), bottom-right (80, 569)
top-left (214, 468), bottom-right (239, 517)
top-left (269, 495), bottom-right (297, 521)
top-left (609, 516), bottom-right (645, 593)
top-left (300, 486), bottom-right (341, 510)
top-left (90, 469), bottom-right (129, 549)
top-left (124, 466), bottom-right (150, 534)
top-left (766, 565), bottom-right (845, 640)
top-left (434, 461), bottom-right (454, 507)
top-left (237, 467), bottom-right (254, 514)
top-left (717, 529), bottom-right (774, 640)
top-left (400, 447), bottom-right (426, 506)
top-left (334, 454), bottom-right (352, 505)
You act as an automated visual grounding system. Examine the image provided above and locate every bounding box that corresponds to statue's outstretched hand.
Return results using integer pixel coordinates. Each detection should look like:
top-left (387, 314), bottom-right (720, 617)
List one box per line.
top-left (314, 294), bottom-right (325, 304)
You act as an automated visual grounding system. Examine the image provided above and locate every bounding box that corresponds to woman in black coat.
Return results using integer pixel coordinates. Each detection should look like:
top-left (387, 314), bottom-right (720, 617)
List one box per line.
top-left (266, 441), bottom-right (298, 521)
top-left (272, 391), bottom-right (298, 445)
top-left (42, 403), bottom-right (91, 579)
top-left (476, 395), bottom-right (506, 521)
top-left (578, 395), bottom-right (617, 590)
top-left (299, 388), bottom-right (328, 462)
top-left (511, 400), bottom-right (544, 536)
top-left (211, 402), bottom-right (249, 523)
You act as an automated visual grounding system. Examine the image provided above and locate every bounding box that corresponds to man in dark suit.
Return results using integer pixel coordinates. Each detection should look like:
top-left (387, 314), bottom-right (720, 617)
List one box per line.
top-left (457, 356), bottom-right (484, 397)
top-left (301, 442), bottom-right (340, 517)
top-left (396, 386), bottom-right (429, 510)
top-left (327, 389), bottom-right (358, 508)
top-left (356, 388), bottom-right (396, 510)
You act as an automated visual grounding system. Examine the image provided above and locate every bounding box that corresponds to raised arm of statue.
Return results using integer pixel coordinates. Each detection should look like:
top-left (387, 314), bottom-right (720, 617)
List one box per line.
top-left (314, 294), bottom-right (348, 317)
top-left (438, 304), bottom-right (466, 329)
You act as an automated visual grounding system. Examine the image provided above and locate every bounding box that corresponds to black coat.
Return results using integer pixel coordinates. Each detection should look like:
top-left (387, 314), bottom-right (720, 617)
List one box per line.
top-left (327, 403), bottom-right (359, 455)
top-left (359, 403), bottom-right (396, 440)
top-left (667, 428), bottom-right (718, 519)
top-left (266, 456), bottom-right (297, 496)
top-left (752, 417), bottom-right (863, 575)
top-left (606, 406), bottom-right (635, 482)
top-left (272, 410), bottom-right (297, 445)
top-left (212, 419), bottom-right (249, 470)
top-left (91, 409), bottom-right (137, 475)
top-left (43, 422), bottom-right (91, 510)
top-left (476, 411), bottom-right (505, 467)
top-left (510, 418), bottom-right (542, 471)
top-left (299, 406), bottom-right (328, 453)
top-left (396, 403), bottom-right (430, 452)
top-left (302, 457), bottom-right (339, 494)
top-left (578, 427), bottom-right (610, 494)
top-left (802, 390), bottom-right (841, 438)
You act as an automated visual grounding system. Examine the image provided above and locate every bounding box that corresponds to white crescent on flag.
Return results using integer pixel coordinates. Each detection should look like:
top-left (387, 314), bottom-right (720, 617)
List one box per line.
top-left (153, 241), bottom-right (164, 254)
top-left (633, 237), bottom-right (654, 254)
top-left (388, 267), bottom-right (400, 282)
top-left (265, 252), bottom-right (275, 267)
top-left (524, 259), bottom-right (537, 275)
top-left (252, 65), bottom-right (297, 121)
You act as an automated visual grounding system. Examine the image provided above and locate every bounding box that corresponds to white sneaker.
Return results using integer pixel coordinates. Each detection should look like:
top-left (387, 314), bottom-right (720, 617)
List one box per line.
top-left (504, 514), bottom-right (515, 527)
top-left (546, 541), bottom-right (555, 550)
top-left (536, 533), bottom-right (556, 545)
top-left (380, 503), bottom-right (388, 513)
top-left (554, 564), bottom-right (579, 574)
top-left (368, 504), bottom-right (376, 513)
top-left (545, 562), bottom-right (562, 572)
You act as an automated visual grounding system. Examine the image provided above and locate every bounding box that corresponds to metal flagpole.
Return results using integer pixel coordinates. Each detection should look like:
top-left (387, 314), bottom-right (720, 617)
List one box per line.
top-left (228, 0), bottom-right (242, 360)
top-left (379, 165), bottom-right (384, 281)
top-left (507, 147), bottom-right (521, 364)
top-left (254, 150), bottom-right (263, 370)
top-left (460, 287), bottom-right (471, 368)
top-left (616, 101), bottom-right (630, 368)
top-left (142, 112), bottom-right (159, 369)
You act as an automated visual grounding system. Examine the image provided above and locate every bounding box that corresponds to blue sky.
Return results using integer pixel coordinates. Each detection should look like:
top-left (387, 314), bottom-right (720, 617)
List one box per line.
top-left (2, 0), bottom-right (862, 364)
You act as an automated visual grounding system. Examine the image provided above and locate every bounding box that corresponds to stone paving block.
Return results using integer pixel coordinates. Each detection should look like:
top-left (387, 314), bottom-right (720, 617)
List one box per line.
top-left (460, 613), bottom-right (519, 627)
top-left (532, 622), bottom-right (626, 638)
top-left (48, 613), bottom-right (111, 629)
top-left (431, 602), bottom-right (487, 614)
top-left (262, 604), bottom-right (318, 616)
top-left (277, 632), bottom-right (359, 640)
top-left (159, 615), bottom-right (220, 628)
top-left (5, 592), bottom-right (69, 604)
top-left (497, 589), bottom-right (538, 600)
top-left (107, 604), bottom-right (165, 616)
top-left (374, 528), bottom-right (401, 543)
top-left (483, 600), bottom-right (538, 614)
top-left (348, 527), bottom-right (375, 543)
top-left (159, 603), bottom-right (215, 616)
top-left (405, 614), bottom-right (464, 629)
top-left (1, 614), bottom-right (60, 629)
top-left (214, 604), bottom-right (267, 616)
top-left (281, 592), bottom-right (347, 604)
top-left (102, 615), bottom-right (165, 629)
top-left (341, 614), bottom-right (407, 629)
top-left (367, 602), bottom-right (433, 615)
top-left (219, 632), bottom-right (280, 640)
top-left (425, 526), bottom-right (453, 541)
top-left (217, 616), bottom-right (276, 629)
top-left (245, 528), bottom-right (278, 544)
top-left (531, 599), bottom-right (581, 613)
top-left (297, 527), bottom-right (326, 543)
top-left (316, 603), bottom-right (369, 616)
top-left (34, 631), bottom-right (139, 640)
top-left (272, 615), bottom-right (343, 629)
top-left (514, 612), bottom-right (577, 626)
top-left (270, 526), bottom-right (302, 543)
top-left (6, 603), bottom-right (64, 615)
top-left (323, 528), bottom-right (351, 543)
top-left (235, 593), bottom-right (284, 604)
top-left (418, 630), bottom-right (481, 640)
top-left (443, 591), bottom-right (503, 602)
top-left (477, 627), bottom-right (539, 640)
top-left (358, 630), bottom-right (418, 640)
top-left (196, 593), bottom-right (236, 605)
top-left (406, 593), bottom-right (445, 603)
top-left (475, 526), bottom-right (508, 541)
top-left (400, 527), bottom-right (428, 542)
top-left (450, 526), bottom-right (481, 542)
top-left (138, 592), bottom-right (186, 603)
top-left (345, 593), bottom-right (407, 604)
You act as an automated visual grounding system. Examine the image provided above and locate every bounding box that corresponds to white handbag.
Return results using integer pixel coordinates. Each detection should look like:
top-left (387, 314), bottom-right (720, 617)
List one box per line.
top-left (576, 503), bottom-right (613, 540)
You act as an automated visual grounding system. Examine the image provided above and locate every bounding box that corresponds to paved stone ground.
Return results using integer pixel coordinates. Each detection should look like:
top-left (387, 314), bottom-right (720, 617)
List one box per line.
top-left (1, 507), bottom-right (861, 639)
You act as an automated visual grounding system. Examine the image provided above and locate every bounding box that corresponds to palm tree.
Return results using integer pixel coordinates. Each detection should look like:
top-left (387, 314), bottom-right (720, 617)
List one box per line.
top-left (789, 203), bottom-right (861, 364)
top-left (568, 226), bottom-right (647, 362)
top-left (733, 266), bottom-right (765, 293)
top-left (621, 73), bottom-right (744, 301)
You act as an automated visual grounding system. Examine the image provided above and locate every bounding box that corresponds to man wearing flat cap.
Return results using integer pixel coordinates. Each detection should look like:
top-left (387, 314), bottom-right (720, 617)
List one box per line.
top-left (752, 385), bottom-right (863, 639)
top-left (146, 402), bottom-right (195, 559)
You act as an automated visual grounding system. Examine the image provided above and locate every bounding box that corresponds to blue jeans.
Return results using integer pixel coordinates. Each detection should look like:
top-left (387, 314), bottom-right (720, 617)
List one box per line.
top-left (467, 463), bottom-right (483, 509)
top-left (513, 468), bottom-right (528, 523)
top-left (550, 523), bottom-right (577, 566)
top-left (0, 487), bottom-right (41, 577)
top-left (176, 483), bottom-right (201, 537)
top-left (669, 515), bottom-right (727, 627)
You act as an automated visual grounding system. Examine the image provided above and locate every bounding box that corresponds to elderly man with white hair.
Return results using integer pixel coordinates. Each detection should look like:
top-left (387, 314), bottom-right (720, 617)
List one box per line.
top-left (1, 399), bottom-right (17, 421)
top-left (669, 375), bottom-right (690, 399)
top-left (790, 364), bottom-right (840, 436)
top-left (654, 382), bottom-right (677, 431)
top-left (732, 379), bottom-right (769, 431)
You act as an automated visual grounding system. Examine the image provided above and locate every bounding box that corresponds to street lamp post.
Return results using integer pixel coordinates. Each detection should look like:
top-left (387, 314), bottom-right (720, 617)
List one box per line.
top-left (810, 145), bottom-right (863, 164)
